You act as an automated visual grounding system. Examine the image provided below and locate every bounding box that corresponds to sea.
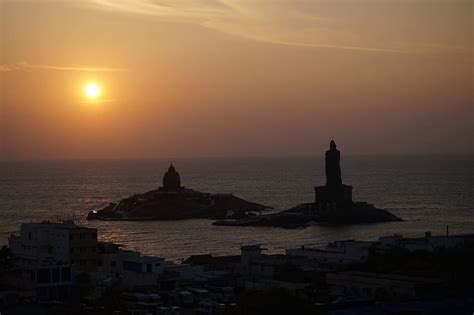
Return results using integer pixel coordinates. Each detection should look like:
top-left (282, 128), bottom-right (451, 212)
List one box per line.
top-left (0, 156), bottom-right (473, 262)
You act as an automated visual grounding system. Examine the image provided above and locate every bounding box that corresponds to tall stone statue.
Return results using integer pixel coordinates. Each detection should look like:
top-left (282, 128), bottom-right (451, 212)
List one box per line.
top-left (325, 140), bottom-right (342, 187)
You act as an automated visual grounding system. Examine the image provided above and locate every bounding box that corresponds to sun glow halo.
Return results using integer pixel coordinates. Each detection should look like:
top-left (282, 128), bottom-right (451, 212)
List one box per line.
top-left (84, 83), bottom-right (102, 99)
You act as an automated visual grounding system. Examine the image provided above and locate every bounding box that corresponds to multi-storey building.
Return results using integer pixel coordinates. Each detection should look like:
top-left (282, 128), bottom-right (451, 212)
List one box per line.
top-left (8, 220), bottom-right (98, 271)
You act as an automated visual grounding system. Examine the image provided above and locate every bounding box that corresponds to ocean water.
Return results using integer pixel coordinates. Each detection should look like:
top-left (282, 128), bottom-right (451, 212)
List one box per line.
top-left (0, 156), bottom-right (473, 261)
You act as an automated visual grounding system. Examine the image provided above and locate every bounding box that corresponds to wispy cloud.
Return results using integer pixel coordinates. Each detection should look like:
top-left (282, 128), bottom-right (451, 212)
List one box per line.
top-left (87, 0), bottom-right (471, 55)
top-left (89, 0), bottom-right (403, 53)
top-left (0, 61), bottom-right (128, 73)
top-left (92, 0), bottom-right (233, 19)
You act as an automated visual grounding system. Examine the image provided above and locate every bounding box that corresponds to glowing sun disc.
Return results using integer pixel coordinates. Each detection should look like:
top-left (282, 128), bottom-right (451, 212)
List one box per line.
top-left (84, 83), bottom-right (101, 99)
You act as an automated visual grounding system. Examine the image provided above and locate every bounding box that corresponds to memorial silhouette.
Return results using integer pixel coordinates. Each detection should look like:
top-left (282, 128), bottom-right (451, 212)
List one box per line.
top-left (162, 163), bottom-right (182, 192)
top-left (311, 140), bottom-right (400, 222)
top-left (88, 163), bottom-right (270, 221)
top-left (314, 140), bottom-right (353, 210)
top-left (326, 140), bottom-right (342, 186)
top-left (215, 140), bottom-right (401, 228)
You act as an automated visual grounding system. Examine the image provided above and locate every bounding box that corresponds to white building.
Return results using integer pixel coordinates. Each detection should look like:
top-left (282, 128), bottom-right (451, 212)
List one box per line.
top-left (165, 263), bottom-right (204, 281)
top-left (96, 242), bottom-right (168, 289)
top-left (98, 242), bottom-right (141, 274)
top-left (122, 256), bottom-right (165, 288)
top-left (8, 220), bottom-right (98, 271)
top-left (32, 262), bottom-right (74, 301)
top-left (286, 240), bottom-right (373, 268)
top-left (123, 255), bottom-right (166, 274)
top-left (378, 231), bottom-right (467, 252)
top-left (327, 271), bottom-right (440, 301)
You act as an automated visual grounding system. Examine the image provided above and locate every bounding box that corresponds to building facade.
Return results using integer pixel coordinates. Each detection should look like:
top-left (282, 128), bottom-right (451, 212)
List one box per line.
top-left (8, 220), bottom-right (98, 272)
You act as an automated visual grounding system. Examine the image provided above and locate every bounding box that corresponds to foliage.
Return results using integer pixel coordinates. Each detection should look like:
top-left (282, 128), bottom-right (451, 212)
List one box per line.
top-left (274, 263), bottom-right (309, 283)
top-left (235, 288), bottom-right (319, 315)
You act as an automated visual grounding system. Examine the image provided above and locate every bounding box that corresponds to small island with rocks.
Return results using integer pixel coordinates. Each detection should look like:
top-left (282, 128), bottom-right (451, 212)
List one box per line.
top-left (214, 140), bottom-right (402, 228)
top-left (87, 164), bottom-right (271, 221)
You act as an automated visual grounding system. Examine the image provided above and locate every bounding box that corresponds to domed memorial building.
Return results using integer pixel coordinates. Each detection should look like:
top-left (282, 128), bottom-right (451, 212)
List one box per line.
top-left (88, 163), bottom-right (270, 221)
top-left (161, 163), bottom-right (182, 192)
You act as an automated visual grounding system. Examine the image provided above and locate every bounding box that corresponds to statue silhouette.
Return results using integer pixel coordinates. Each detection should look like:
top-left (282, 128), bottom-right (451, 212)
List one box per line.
top-left (325, 140), bottom-right (342, 187)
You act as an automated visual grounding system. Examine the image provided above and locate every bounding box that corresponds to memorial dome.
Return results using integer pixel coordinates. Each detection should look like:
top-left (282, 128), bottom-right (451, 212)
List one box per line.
top-left (163, 163), bottom-right (181, 191)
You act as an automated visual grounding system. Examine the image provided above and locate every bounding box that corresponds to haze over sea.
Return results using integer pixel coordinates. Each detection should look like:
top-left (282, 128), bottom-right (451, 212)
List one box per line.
top-left (1, 156), bottom-right (472, 262)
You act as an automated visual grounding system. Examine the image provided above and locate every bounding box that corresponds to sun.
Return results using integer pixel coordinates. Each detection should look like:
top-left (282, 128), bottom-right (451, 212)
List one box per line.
top-left (83, 82), bottom-right (102, 99)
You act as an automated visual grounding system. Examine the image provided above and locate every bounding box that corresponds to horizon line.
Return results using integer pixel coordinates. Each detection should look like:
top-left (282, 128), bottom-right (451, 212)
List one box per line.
top-left (1, 152), bottom-right (473, 163)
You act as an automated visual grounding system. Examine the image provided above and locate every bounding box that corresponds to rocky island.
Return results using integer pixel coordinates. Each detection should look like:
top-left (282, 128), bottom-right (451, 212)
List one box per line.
top-left (214, 141), bottom-right (401, 228)
top-left (87, 164), bottom-right (271, 221)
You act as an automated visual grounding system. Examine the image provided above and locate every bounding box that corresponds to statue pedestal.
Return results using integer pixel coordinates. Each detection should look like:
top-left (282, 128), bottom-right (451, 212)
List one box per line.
top-left (314, 184), bottom-right (353, 206)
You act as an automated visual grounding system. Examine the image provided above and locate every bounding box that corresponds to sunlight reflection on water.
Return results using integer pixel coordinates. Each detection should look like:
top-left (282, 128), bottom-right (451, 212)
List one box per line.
top-left (1, 156), bottom-right (473, 261)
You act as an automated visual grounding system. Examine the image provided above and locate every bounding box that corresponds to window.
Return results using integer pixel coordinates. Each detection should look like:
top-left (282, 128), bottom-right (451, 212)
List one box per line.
top-left (28, 232), bottom-right (32, 240)
top-left (36, 269), bottom-right (51, 284)
top-left (52, 268), bottom-right (60, 283)
top-left (123, 261), bottom-right (142, 273)
top-left (61, 267), bottom-right (71, 281)
top-left (147, 264), bottom-right (152, 272)
top-left (364, 288), bottom-right (371, 297)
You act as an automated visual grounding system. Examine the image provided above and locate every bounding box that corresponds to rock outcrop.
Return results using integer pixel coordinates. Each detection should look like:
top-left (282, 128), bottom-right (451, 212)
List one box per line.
top-left (214, 141), bottom-right (402, 228)
top-left (87, 164), bottom-right (270, 221)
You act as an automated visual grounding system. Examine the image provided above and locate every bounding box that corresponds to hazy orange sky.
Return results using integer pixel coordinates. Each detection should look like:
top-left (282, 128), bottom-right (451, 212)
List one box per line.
top-left (1, 0), bottom-right (472, 159)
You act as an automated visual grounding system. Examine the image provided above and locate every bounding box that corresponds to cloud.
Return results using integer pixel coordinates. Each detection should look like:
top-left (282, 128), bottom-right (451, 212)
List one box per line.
top-left (90, 0), bottom-right (405, 53)
top-left (0, 61), bottom-right (128, 73)
top-left (93, 0), bottom-right (232, 19)
top-left (88, 0), bottom-right (471, 55)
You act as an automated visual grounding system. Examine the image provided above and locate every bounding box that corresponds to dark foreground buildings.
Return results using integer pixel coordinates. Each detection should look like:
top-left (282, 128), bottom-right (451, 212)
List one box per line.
top-left (1, 220), bottom-right (473, 314)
